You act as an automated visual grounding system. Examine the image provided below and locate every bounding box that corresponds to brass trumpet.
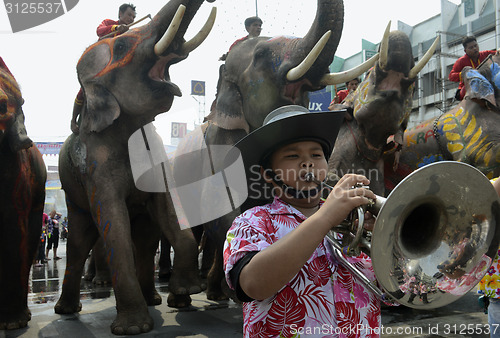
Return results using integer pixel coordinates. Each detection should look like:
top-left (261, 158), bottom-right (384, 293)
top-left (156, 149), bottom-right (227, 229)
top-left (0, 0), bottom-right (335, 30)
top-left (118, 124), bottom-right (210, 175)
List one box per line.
top-left (307, 161), bottom-right (500, 309)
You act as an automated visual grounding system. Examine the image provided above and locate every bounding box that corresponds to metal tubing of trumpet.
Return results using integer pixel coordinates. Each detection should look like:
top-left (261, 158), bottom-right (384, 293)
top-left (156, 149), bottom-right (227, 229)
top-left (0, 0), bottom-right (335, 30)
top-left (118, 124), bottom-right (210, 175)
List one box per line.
top-left (325, 235), bottom-right (384, 298)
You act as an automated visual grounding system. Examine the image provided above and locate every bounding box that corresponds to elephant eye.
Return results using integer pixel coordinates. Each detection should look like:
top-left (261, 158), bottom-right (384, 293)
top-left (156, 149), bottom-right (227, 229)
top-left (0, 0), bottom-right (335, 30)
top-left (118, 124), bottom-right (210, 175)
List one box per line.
top-left (111, 36), bottom-right (138, 64)
top-left (253, 47), bottom-right (270, 68)
top-left (113, 40), bottom-right (128, 62)
top-left (0, 101), bottom-right (6, 115)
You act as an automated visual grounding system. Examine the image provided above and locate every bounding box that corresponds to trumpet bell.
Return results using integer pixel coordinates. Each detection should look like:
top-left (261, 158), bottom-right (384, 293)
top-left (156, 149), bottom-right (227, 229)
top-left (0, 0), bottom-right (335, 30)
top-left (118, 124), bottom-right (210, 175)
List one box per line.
top-left (372, 161), bottom-right (500, 309)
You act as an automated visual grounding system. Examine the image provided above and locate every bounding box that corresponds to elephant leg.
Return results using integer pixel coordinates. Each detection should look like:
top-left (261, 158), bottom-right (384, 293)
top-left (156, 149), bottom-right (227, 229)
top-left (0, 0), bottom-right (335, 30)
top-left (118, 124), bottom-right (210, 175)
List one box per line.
top-left (83, 249), bottom-right (96, 281)
top-left (199, 231), bottom-right (216, 280)
top-left (93, 198), bottom-right (153, 335)
top-left (206, 245), bottom-right (229, 301)
top-left (0, 210), bottom-right (39, 330)
top-left (151, 193), bottom-right (203, 308)
top-left (158, 234), bottom-right (172, 280)
top-left (204, 212), bottom-right (239, 301)
top-left (55, 208), bottom-right (98, 314)
top-left (131, 214), bottom-right (161, 306)
top-left (91, 237), bottom-right (111, 285)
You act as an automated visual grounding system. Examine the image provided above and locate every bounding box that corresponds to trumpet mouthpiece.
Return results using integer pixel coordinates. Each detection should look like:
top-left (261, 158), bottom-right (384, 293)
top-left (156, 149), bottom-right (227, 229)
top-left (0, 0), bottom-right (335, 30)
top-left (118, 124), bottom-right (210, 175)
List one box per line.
top-left (304, 172), bottom-right (316, 182)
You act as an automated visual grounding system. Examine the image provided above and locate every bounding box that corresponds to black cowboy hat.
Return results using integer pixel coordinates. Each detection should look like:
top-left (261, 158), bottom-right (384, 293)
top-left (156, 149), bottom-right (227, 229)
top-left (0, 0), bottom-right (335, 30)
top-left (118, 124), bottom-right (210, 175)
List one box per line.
top-left (226, 105), bottom-right (345, 204)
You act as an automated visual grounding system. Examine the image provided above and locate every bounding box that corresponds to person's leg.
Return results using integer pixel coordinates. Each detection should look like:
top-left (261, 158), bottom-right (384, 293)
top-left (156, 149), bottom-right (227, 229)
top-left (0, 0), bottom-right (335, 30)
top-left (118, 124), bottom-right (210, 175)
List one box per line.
top-left (53, 233), bottom-right (61, 259)
top-left (489, 298), bottom-right (500, 338)
top-left (46, 236), bottom-right (52, 260)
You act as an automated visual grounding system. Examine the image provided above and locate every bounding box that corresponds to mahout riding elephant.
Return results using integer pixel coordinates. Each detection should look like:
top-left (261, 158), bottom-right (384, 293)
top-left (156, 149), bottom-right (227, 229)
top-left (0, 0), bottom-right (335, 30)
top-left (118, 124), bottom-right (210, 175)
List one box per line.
top-left (328, 28), bottom-right (438, 195)
top-left (54, 0), bottom-right (215, 335)
top-left (384, 52), bottom-right (500, 189)
top-left (0, 57), bottom-right (47, 329)
top-left (173, 0), bottom-right (379, 301)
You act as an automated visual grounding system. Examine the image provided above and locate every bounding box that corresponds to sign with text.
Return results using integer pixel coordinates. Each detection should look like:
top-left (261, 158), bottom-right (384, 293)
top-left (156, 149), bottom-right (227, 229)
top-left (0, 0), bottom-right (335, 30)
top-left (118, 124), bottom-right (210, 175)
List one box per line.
top-left (4, 0), bottom-right (79, 33)
top-left (171, 122), bottom-right (187, 139)
top-left (308, 88), bottom-right (332, 112)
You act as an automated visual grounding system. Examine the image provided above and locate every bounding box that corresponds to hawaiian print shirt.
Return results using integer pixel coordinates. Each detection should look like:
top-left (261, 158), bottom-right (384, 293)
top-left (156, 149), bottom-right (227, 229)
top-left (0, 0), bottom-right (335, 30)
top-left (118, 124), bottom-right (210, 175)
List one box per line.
top-left (478, 248), bottom-right (500, 299)
top-left (223, 197), bottom-right (381, 338)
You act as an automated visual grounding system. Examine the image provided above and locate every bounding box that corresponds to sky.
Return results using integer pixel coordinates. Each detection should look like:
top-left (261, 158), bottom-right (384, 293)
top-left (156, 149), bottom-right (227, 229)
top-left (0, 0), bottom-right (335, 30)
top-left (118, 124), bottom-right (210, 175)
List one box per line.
top-left (0, 0), bottom-right (461, 143)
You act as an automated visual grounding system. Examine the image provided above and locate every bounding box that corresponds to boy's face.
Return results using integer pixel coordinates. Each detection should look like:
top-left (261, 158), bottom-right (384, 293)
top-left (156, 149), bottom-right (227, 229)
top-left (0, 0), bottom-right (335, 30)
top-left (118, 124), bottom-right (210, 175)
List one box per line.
top-left (264, 140), bottom-right (328, 207)
top-left (119, 7), bottom-right (136, 25)
top-left (464, 40), bottom-right (479, 60)
top-left (246, 21), bottom-right (262, 37)
top-left (347, 79), bottom-right (359, 92)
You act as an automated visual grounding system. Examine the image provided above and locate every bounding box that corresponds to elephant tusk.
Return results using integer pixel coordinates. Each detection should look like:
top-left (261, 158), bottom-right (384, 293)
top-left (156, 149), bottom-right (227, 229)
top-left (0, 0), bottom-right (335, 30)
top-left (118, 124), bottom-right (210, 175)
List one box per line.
top-left (378, 22), bottom-right (391, 71)
top-left (154, 5), bottom-right (186, 56)
top-left (319, 53), bottom-right (379, 86)
top-left (286, 31), bottom-right (332, 82)
top-left (408, 36), bottom-right (440, 79)
top-left (181, 7), bottom-right (217, 55)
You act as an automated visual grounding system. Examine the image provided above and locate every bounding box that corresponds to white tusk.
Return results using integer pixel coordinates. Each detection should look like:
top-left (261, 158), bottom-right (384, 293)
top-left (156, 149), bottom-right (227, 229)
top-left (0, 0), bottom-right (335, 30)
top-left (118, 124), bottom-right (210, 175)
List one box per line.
top-left (286, 30), bottom-right (332, 82)
top-left (181, 7), bottom-right (217, 54)
top-left (319, 53), bottom-right (379, 86)
top-left (408, 36), bottom-right (440, 79)
top-left (379, 21), bottom-right (391, 70)
top-left (154, 5), bottom-right (186, 56)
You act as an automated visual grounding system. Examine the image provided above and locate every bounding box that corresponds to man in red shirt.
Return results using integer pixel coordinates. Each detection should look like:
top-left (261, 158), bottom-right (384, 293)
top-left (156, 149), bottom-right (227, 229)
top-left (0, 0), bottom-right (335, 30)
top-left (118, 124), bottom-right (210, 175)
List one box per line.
top-left (96, 3), bottom-right (136, 39)
top-left (328, 77), bottom-right (360, 110)
top-left (71, 4), bottom-right (136, 133)
top-left (449, 36), bottom-right (496, 100)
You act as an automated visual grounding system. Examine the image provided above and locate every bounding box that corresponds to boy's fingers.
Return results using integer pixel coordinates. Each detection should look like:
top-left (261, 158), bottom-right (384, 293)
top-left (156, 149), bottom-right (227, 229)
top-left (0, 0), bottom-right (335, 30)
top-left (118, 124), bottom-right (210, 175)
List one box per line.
top-left (339, 174), bottom-right (370, 187)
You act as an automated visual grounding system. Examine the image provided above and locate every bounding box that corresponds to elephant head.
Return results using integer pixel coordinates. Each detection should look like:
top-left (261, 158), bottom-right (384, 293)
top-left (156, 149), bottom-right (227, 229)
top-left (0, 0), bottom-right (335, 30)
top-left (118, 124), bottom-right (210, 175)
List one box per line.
top-left (210, 0), bottom-right (378, 132)
top-left (328, 28), bottom-right (438, 195)
top-left (0, 57), bottom-right (33, 152)
top-left (77, 0), bottom-right (216, 134)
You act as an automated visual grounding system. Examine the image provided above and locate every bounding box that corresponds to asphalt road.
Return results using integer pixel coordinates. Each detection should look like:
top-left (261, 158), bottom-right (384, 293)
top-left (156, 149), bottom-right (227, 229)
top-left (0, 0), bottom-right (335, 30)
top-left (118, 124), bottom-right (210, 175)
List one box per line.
top-left (0, 240), bottom-right (491, 338)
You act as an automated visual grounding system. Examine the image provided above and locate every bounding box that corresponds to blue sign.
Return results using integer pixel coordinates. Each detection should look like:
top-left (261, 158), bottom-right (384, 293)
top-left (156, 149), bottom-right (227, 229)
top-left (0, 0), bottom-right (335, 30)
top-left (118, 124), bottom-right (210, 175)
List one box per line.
top-left (308, 88), bottom-right (331, 112)
top-left (191, 80), bottom-right (205, 96)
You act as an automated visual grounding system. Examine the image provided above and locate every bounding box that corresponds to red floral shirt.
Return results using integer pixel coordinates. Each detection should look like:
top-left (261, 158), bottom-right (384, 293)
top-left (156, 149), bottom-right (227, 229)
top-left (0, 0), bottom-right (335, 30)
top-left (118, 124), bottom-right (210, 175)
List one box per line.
top-left (224, 197), bottom-right (381, 338)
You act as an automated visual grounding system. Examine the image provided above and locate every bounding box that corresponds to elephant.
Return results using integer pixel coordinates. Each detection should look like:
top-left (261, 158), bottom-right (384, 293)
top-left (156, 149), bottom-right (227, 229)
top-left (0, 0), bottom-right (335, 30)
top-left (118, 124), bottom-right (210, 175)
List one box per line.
top-left (172, 0), bottom-right (378, 302)
top-left (328, 28), bottom-right (438, 196)
top-left (384, 53), bottom-right (500, 189)
top-left (53, 0), bottom-right (216, 335)
top-left (0, 57), bottom-right (47, 329)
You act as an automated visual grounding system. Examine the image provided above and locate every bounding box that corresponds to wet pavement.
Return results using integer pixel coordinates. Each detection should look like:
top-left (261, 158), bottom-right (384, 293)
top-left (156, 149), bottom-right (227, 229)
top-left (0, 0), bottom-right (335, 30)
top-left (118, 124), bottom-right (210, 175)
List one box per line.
top-left (0, 239), bottom-right (492, 338)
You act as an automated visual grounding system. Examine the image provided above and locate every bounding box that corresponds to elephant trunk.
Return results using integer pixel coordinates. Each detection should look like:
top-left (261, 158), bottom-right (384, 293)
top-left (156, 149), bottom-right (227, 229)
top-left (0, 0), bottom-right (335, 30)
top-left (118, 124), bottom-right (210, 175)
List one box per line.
top-left (286, 0), bottom-right (344, 85)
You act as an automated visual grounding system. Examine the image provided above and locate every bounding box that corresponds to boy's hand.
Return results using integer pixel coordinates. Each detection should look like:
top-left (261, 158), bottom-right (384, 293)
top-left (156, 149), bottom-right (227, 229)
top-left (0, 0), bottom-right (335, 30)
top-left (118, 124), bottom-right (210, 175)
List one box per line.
top-left (319, 174), bottom-right (377, 228)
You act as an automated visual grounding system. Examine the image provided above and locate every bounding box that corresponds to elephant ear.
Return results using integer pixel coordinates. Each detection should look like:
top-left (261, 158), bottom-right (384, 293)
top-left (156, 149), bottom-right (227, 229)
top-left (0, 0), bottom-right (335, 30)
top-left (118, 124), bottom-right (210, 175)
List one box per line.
top-left (210, 67), bottom-right (249, 132)
top-left (80, 83), bottom-right (121, 133)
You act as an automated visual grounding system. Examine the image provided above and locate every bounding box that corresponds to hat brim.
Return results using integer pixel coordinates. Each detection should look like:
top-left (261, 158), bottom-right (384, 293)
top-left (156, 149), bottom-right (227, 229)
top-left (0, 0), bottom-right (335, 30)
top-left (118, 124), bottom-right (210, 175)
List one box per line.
top-left (226, 110), bottom-right (345, 203)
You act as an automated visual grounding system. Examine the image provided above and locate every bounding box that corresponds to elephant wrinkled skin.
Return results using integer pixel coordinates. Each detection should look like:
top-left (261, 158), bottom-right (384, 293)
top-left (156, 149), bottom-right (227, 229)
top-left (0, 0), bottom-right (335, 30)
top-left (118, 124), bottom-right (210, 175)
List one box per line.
top-left (54, 1), bottom-right (214, 335)
top-left (0, 57), bottom-right (47, 330)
